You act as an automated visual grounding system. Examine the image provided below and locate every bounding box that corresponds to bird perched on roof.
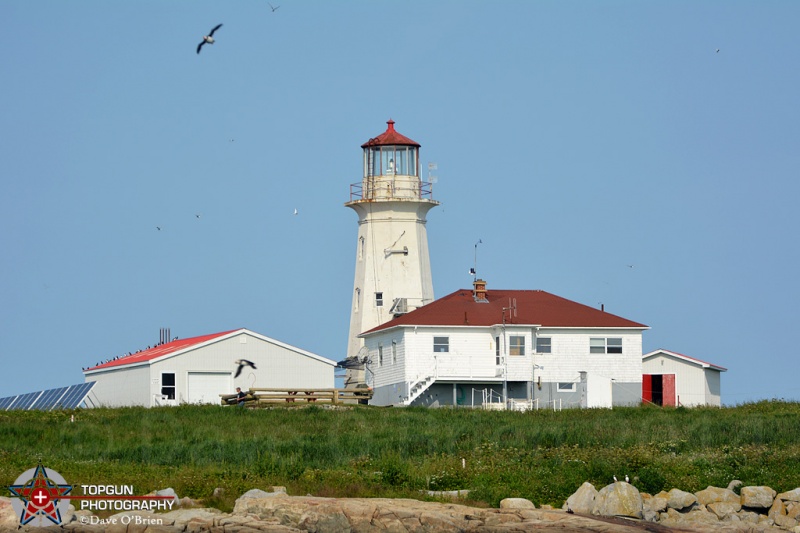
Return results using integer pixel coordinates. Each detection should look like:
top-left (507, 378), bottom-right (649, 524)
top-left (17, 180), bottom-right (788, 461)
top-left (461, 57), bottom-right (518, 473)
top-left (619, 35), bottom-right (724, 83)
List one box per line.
top-left (234, 358), bottom-right (256, 378)
top-left (197, 24), bottom-right (223, 54)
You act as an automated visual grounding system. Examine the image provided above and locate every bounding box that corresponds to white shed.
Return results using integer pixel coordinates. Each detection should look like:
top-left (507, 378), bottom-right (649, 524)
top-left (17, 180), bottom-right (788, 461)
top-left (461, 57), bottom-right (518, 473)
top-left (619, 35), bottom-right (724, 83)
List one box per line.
top-left (83, 328), bottom-right (335, 407)
top-left (642, 349), bottom-right (727, 407)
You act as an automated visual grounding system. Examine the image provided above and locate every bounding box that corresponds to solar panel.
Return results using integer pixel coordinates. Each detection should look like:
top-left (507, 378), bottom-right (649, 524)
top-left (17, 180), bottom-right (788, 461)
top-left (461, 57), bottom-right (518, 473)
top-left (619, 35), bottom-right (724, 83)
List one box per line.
top-left (0, 395), bottom-right (18, 411)
top-left (32, 387), bottom-right (69, 411)
top-left (0, 382), bottom-right (97, 411)
top-left (13, 392), bottom-right (43, 410)
top-left (58, 382), bottom-right (96, 409)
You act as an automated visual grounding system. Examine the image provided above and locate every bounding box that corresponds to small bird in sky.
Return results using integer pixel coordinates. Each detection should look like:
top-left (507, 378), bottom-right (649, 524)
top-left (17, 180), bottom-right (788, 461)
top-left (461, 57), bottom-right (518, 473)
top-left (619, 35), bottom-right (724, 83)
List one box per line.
top-left (269, 3), bottom-right (280, 11)
top-left (195, 214), bottom-right (201, 219)
top-left (156, 226), bottom-right (162, 231)
top-left (716, 48), bottom-right (720, 53)
top-left (197, 24), bottom-right (223, 54)
top-left (234, 358), bottom-right (256, 378)
top-left (293, 208), bottom-right (298, 215)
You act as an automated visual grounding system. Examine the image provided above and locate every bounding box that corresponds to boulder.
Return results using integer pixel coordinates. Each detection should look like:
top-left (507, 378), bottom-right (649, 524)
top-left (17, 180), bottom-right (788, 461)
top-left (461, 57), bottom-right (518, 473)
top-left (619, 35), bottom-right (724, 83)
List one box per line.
top-left (592, 482), bottom-right (643, 519)
top-left (707, 501), bottom-right (742, 519)
top-left (778, 488), bottom-right (800, 503)
top-left (741, 485), bottom-right (777, 509)
top-left (563, 481), bottom-right (598, 514)
top-left (667, 488), bottom-right (697, 510)
top-left (695, 486), bottom-right (740, 507)
top-left (499, 497), bottom-right (535, 509)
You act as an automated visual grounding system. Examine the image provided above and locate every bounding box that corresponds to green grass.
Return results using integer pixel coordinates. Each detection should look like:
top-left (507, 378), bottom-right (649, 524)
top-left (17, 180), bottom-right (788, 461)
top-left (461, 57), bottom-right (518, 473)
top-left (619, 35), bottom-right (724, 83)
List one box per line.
top-left (2, 401), bottom-right (799, 511)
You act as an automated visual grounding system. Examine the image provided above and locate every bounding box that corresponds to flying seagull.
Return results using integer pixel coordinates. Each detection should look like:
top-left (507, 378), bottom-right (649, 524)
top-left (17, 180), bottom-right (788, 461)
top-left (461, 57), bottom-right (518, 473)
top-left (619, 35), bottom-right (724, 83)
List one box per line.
top-left (269, 3), bottom-right (280, 11)
top-left (197, 24), bottom-right (223, 54)
top-left (234, 358), bottom-right (256, 378)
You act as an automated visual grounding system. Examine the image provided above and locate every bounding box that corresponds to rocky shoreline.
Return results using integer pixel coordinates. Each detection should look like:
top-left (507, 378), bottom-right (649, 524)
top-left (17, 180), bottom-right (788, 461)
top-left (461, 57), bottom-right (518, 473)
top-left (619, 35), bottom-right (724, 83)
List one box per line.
top-left (2, 482), bottom-right (798, 532)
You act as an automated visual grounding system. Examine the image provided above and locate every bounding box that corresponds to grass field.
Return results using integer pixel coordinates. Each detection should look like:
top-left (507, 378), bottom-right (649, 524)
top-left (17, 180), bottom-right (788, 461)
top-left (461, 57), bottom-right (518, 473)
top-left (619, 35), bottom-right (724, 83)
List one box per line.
top-left (2, 400), bottom-right (798, 512)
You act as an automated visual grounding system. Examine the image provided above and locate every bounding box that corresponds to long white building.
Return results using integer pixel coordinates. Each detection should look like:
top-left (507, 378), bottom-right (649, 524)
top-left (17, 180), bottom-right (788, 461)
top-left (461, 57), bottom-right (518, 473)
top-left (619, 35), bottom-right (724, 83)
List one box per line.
top-left (359, 280), bottom-right (649, 408)
top-left (83, 328), bottom-right (335, 407)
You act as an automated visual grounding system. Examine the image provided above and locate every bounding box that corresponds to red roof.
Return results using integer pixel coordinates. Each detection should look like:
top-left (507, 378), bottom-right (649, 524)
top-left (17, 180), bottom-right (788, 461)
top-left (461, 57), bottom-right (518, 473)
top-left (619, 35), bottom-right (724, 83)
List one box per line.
top-left (362, 289), bottom-right (647, 335)
top-left (361, 120), bottom-right (420, 148)
top-left (85, 329), bottom-right (240, 371)
top-left (643, 349), bottom-right (727, 371)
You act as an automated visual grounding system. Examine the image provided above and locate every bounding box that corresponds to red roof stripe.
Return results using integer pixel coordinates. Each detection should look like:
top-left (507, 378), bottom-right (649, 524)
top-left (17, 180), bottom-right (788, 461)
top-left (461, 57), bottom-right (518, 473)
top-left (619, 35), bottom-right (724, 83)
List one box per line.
top-left (85, 329), bottom-right (241, 371)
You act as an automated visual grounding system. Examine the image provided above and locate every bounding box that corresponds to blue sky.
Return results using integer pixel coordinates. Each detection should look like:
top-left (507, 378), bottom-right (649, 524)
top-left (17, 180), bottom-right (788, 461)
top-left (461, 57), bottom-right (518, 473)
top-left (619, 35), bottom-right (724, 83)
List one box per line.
top-left (2, 1), bottom-right (798, 405)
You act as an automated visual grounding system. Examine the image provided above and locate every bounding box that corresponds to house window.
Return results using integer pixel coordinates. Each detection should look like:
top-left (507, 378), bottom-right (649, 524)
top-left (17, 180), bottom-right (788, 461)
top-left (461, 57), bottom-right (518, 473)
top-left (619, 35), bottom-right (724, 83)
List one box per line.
top-left (536, 337), bottom-right (551, 353)
top-left (558, 382), bottom-right (576, 392)
top-left (509, 336), bottom-right (525, 356)
top-left (161, 373), bottom-right (175, 400)
top-left (590, 337), bottom-right (623, 354)
top-left (433, 336), bottom-right (449, 353)
top-left (375, 292), bottom-right (383, 307)
top-left (391, 340), bottom-right (397, 364)
top-left (495, 336), bottom-right (501, 365)
top-left (378, 344), bottom-right (384, 366)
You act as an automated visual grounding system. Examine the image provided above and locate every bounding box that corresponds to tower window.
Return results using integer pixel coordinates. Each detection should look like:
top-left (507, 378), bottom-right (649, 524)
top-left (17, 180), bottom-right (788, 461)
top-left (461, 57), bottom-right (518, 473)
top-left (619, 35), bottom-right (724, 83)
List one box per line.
top-left (536, 337), bottom-right (552, 354)
top-left (375, 292), bottom-right (383, 307)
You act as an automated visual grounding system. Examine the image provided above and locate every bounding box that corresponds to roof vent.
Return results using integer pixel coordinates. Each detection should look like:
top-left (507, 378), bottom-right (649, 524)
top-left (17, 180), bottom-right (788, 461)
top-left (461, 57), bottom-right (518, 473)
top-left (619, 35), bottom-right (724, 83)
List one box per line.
top-left (473, 279), bottom-right (488, 303)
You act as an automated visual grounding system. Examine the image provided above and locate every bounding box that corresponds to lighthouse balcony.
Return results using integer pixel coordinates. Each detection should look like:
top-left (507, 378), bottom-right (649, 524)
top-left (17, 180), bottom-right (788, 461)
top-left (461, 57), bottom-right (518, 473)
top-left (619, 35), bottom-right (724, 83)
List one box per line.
top-left (349, 177), bottom-right (435, 202)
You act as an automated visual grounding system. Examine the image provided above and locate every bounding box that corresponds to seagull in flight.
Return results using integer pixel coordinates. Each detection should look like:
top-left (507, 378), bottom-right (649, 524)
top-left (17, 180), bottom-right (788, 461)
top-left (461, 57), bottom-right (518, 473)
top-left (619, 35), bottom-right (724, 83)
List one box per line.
top-left (234, 358), bottom-right (256, 378)
top-left (269, 3), bottom-right (280, 11)
top-left (197, 24), bottom-right (223, 54)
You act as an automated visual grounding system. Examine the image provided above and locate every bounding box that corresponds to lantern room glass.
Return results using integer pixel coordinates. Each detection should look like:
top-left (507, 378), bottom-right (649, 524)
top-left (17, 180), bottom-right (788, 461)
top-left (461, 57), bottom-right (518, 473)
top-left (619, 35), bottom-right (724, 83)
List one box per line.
top-left (364, 146), bottom-right (418, 178)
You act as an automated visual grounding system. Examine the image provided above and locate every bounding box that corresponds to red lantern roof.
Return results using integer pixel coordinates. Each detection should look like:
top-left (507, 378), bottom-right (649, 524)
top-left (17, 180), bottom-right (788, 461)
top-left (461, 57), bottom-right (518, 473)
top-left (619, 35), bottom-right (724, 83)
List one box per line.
top-left (361, 120), bottom-right (420, 148)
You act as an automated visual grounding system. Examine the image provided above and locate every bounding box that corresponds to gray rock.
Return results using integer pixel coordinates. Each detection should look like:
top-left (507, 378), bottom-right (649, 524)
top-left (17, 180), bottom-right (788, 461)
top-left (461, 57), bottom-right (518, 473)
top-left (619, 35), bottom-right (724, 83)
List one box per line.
top-left (741, 485), bottom-right (777, 509)
top-left (499, 497), bottom-right (535, 509)
top-left (778, 488), bottom-right (800, 503)
top-left (667, 488), bottom-right (697, 510)
top-left (707, 501), bottom-right (742, 519)
top-left (563, 481), bottom-right (598, 514)
top-left (695, 486), bottom-right (740, 507)
top-left (593, 482), bottom-right (643, 519)
top-left (154, 487), bottom-right (179, 504)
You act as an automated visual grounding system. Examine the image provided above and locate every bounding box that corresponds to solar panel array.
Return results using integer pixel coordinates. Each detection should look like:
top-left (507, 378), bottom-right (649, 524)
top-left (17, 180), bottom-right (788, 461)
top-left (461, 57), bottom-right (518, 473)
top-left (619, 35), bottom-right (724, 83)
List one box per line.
top-left (0, 382), bottom-right (96, 411)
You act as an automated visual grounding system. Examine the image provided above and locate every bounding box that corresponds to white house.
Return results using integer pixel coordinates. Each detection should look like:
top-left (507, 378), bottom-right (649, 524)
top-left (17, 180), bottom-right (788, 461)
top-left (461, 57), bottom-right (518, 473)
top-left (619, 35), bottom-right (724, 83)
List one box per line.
top-left (83, 328), bottom-right (336, 407)
top-left (642, 349), bottom-right (726, 407)
top-left (359, 280), bottom-right (649, 408)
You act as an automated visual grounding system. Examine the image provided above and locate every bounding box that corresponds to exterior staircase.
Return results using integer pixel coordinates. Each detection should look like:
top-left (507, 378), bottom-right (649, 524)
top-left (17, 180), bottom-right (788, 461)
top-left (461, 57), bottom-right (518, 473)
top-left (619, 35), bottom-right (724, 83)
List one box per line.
top-left (401, 361), bottom-right (437, 406)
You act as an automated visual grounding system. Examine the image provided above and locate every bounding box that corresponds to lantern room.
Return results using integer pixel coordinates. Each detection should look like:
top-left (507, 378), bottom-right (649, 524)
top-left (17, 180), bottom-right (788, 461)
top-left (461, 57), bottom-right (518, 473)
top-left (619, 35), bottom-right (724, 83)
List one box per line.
top-left (362, 120), bottom-right (420, 178)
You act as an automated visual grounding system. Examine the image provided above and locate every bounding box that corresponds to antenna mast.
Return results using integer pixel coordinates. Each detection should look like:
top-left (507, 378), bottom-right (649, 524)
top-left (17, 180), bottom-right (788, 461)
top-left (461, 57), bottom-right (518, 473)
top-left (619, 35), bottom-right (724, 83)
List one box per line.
top-left (471, 239), bottom-right (482, 278)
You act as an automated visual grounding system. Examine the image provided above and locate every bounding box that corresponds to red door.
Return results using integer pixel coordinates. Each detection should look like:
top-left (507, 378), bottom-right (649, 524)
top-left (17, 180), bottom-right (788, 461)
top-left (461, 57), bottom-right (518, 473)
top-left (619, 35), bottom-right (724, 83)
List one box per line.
top-left (642, 374), bottom-right (652, 403)
top-left (662, 374), bottom-right (676, 406)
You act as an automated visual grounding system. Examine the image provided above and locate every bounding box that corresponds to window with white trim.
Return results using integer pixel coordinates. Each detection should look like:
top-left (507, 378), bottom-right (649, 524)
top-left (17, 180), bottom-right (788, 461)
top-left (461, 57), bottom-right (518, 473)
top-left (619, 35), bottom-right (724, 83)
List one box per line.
top-left (375, 292), bottom-right (384, 307)
top-left (590, 337), bottom-right (623, 354)
top-left (433, 337), bottom-right (449, 353)
top-left (535, 337), bottom-right (551, 353)
top-left (161, 373), bottom-right (176, 400)
top-left (509, 336), bottom-right (525, 356)
top-left (378, 343), bottom-right (384, 366)
top-left (558, 382), bottom-right (576, 392)
top-left (391, 340), bottom-right (397, 364)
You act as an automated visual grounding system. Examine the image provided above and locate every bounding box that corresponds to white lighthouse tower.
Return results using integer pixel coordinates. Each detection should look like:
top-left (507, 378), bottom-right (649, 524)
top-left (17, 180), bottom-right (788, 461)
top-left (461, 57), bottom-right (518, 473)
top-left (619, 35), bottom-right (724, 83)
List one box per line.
top-left (344, 120), bottom-right (439, 385)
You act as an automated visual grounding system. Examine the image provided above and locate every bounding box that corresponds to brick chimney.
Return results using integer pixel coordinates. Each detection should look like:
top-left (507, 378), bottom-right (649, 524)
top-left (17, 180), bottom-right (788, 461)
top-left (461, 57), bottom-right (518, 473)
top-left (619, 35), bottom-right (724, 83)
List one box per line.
top-left (473, 278), bottom-right (488, 303)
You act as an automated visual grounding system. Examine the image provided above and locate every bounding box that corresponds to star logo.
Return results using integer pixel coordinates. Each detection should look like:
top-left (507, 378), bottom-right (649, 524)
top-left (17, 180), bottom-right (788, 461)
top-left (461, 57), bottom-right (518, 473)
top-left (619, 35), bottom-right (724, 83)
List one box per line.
top-left (8, 463), bottom-right (72, 526)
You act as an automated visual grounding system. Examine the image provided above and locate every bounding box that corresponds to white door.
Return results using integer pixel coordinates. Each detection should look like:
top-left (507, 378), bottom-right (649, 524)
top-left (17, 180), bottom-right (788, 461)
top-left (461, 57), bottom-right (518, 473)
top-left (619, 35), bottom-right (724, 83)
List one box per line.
top-left (187, 372), bottom-right (231, 404)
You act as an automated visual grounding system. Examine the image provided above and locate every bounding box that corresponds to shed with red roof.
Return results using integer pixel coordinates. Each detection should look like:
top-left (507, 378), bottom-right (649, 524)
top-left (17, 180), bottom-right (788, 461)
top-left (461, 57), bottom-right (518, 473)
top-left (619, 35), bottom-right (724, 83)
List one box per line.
top-left (83, 328), bottom-right (335, 407)
top-left (642, 349), bottom-right (726, 407)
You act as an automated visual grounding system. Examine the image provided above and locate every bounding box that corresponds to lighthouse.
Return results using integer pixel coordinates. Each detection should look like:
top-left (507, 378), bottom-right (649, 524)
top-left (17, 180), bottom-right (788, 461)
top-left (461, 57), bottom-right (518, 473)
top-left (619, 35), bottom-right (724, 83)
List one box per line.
top-left (343, 120), bottom-right (439, 386)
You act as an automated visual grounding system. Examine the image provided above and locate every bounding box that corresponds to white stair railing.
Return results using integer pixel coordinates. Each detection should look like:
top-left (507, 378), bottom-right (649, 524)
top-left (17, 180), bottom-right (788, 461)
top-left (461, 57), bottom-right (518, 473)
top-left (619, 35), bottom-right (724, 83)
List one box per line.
top-left (402, 359), bottom-right (438, 405)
